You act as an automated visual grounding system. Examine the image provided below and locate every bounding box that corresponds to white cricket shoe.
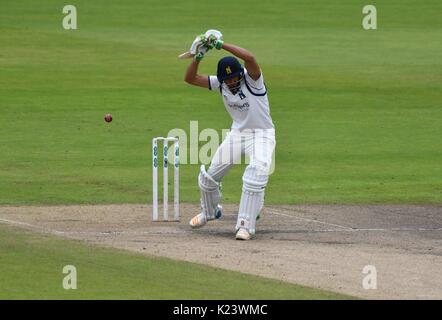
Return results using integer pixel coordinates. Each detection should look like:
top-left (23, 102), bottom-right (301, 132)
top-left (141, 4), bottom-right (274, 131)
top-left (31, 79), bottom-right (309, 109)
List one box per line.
top-left (189, 213), bottom-right (207, 228)
top-left (189, 205), bottom-right (223, 229)
top-left (235, 228), bottom-right (252, 240)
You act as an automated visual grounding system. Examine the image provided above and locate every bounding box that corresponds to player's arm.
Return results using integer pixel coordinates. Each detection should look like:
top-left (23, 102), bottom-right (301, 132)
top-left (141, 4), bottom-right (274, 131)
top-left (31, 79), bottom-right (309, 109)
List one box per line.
top-left (218, 42), bottom-right (261, 81)
top-left (184, 59), bottom-right (209, 88)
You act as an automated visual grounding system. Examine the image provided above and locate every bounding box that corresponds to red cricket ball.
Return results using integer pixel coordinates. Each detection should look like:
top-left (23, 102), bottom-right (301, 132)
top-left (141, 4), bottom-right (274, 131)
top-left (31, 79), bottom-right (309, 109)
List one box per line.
top-left (104, 114), bottom-right (113, 122)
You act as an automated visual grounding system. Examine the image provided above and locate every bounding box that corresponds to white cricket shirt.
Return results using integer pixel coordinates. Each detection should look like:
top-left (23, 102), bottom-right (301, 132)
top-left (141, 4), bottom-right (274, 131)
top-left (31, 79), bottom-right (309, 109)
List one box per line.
top-left (208, 69), bottom-right (275, 131)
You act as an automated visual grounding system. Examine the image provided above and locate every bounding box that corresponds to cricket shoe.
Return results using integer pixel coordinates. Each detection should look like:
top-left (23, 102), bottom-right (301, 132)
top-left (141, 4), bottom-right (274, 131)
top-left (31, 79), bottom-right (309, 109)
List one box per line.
top-left (189, 205), bottom-right (223, 229)
top-left (189, 213), bottom-right (207, 228)
top-left (235, 228), bottom-right (253, 240)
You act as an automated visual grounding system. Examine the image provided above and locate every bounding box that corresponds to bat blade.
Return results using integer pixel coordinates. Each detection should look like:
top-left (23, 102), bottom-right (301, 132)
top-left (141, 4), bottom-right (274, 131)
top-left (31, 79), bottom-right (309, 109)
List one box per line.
top-left (178, 51), bottom-right (194, 59)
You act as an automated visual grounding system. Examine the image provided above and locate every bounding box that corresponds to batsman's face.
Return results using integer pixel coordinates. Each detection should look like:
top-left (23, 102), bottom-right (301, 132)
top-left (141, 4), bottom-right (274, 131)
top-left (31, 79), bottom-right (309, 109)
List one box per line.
top-left (224, 76), bottom-right (241, 93)
top-left (225, 76), bottom-right (239, 87)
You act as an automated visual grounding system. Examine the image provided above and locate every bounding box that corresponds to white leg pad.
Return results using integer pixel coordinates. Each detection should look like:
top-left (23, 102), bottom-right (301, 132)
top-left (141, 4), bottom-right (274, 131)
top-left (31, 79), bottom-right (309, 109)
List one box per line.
top-left (199, 165), bottom-right (222, 220)
top-left (236, 165), bottom-right (269, 234)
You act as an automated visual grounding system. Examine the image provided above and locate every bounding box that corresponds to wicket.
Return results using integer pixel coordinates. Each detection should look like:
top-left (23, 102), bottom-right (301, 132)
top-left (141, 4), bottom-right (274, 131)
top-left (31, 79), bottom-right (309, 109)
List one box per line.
top-left (152, 137), bottom-right (179, 221)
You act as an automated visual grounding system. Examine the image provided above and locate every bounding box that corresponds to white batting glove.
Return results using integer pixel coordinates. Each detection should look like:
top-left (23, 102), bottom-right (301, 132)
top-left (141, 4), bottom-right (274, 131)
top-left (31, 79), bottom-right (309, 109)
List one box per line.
top-left (204, 29), bottom-right (224, 50)
top-left (189, 34), bottom-right (206, 55)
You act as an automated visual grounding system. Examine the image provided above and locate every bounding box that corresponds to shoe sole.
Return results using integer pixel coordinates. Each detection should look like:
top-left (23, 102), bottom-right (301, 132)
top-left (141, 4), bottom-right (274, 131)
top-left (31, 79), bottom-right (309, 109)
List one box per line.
top-left (190, 224), bottom-right (205, 229)
top-left (235, 232), bottom-right (252, 240)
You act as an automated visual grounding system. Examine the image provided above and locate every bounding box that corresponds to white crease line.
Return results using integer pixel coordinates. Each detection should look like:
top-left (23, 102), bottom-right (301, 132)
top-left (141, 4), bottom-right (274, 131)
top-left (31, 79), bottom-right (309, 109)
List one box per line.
top-left (354, 227), bottom-right (442, 232)
top-left (0, 217), bottom-right (187, 236)
top-left (0, 217), bottom-right (69, 235)
top-left (52, 230), bottom-right (187, 235)
top-left (0, 217), bottom-right (88, 235)
top-left (265, 211), bottom-right (442, 232)
top-left (0, 218), bottom-right (46, 229)
top-left (267, 209), bottom-right (354, 230)
top-left (1, 217), bottom-right (440, 237)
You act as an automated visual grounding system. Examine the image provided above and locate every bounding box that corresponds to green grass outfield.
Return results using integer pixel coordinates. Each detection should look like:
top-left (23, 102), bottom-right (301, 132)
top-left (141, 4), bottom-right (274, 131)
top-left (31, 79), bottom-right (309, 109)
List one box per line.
top-left (0, 0), bottom-right (441, 205)
top-left (0, 225), bottom-right (351, 299)
top-left (1, 0), bottom-right (439, 301)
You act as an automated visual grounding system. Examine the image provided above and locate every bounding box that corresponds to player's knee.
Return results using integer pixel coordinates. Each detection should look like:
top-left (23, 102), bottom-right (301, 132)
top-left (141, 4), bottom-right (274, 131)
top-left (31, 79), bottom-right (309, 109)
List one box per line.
top-left (207, 163), bottom-right (231, 182)
top-left (198, 165), bottom-right (219, 192)
top-left (242, 165), bottom-right (268, 193)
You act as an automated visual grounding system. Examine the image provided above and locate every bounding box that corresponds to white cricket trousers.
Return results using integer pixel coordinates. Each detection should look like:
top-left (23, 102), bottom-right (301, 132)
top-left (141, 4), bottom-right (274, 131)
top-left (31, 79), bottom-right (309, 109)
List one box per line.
top-left (206, 128), bottom-right (275, 233)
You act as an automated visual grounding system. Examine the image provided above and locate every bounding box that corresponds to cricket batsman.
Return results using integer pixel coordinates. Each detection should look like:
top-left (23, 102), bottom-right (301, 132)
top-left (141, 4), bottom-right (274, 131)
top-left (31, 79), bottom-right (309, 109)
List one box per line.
top-left (183, 31), bottom-right (276, 240)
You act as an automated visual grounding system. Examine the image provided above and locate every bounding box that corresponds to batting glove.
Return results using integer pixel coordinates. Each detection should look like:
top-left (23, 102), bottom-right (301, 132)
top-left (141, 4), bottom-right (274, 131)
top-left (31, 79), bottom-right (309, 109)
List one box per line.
top-left (194, 51), bottom-right (205, 61)
top-left (207, 34), bottom-right (223, 50)
top-left (193, 42), bottom-right (212, 61)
